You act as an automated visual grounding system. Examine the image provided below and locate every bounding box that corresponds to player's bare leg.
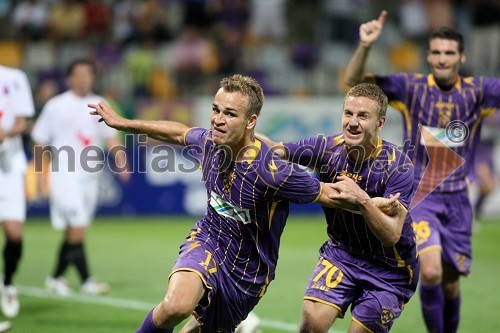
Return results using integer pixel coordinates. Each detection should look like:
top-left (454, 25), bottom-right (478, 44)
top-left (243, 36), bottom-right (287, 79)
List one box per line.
top-left (299, 300), bottom-right (338, 333)
top-left (153, 271), bottom-right (206, 329)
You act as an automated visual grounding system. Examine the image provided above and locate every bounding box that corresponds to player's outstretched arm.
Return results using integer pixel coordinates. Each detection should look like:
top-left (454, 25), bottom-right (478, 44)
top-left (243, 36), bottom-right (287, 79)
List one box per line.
top-left (344, 10), bottom-right (387, 87)
top-left (89, 101), bottom-right (190, 145)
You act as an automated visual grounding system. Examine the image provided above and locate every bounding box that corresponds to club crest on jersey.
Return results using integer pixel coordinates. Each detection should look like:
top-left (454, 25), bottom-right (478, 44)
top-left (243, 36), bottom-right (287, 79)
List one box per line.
top-left (210, 191), bottom-right (251, 224)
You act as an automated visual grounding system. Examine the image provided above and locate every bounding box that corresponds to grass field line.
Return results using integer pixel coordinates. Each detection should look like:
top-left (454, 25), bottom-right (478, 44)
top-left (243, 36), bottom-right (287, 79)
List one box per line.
top-left (18, 285), bottom-right (341, 333)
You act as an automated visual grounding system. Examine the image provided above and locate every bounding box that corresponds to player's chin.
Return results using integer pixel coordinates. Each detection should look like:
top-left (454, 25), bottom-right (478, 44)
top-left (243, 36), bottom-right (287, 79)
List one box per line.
top-left (212, 134), bottom-right (225, 145)
top-left (344, 137), bottom-right (362, 147)
top-left (213, 138), bottom-right (222, 145)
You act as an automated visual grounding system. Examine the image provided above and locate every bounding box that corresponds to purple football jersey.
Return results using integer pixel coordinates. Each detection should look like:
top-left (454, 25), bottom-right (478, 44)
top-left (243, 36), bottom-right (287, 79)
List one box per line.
top-left (373, 74), bottom-right (500, 193)
top-left (183, 127), bottom-right (321, 297)
top-left (283, 134), bottom-right (418, 269)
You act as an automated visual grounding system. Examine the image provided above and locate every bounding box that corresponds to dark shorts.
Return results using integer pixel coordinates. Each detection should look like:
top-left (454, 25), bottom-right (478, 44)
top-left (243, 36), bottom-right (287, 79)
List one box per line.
top-left (410, 190), bottom-right (472, 275)
top-left (171, 238), bottom-right (260, 333)
top-left (304, 245), bottom-right (418, 333)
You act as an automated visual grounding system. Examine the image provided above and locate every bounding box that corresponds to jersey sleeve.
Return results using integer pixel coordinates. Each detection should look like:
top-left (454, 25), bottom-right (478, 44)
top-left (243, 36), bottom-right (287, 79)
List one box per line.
top-left (31, 101), bottom-right (54, 145)
top-left (373, 73), bottom-right (408, 102)
top-left (481, 77), bottom-right (500, 109)
top-left (282, 136), bottom-right (325, 169)
top-left (11, 70), bottom-right (35, 118)
top-left (264, 155), bottom-right (321, 204)
top-left (385, 152), bottom-right (415, 210)
top-left (184, 127), bottom-right (208, 164)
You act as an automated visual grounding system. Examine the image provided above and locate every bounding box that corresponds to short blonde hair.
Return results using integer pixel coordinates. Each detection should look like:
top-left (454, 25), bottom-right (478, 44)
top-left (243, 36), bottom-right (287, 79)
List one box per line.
top-left (220, 74), bottom-right (264, 117)
top-left (345, 83), bottom-right (388, 118)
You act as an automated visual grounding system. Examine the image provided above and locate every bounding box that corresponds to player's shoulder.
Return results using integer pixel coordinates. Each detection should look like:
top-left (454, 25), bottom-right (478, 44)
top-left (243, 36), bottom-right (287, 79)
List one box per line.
top-left (377, 72), bottom-right (425, 82)
top-left (41, 91), bottom-right (74, 113)
top-left (253, 140), bottom-right (295, 180)
top-left (461, 76), bottom-right (499, 89)
top-left (378, 140), bottom-right (413, 166)
top-left (0, 65), bottom-right (23, 77)
top-left (186, 127), bottom-right (210, 145)
top-left (294, 133), bottom-right (342, 151)
top-left (47, 91), bottom-right (71, 104)
top-left (460, 76), bottom-right (480, 88)
top-left (402, 73), bottom-right (427, 84)
top-left (87, 93), bottom-right (105, 103)
top-left (325, 133), bottom-right (344, 149)
top-left (253, 139), bottom-right (274, 163)
top-left (0, 65), bottom-right (28, 85)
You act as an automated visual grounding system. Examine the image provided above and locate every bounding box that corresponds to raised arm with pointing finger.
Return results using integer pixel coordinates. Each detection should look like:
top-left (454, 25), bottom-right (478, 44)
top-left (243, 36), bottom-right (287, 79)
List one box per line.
top-left (344, 10), bottom-right (387, 87)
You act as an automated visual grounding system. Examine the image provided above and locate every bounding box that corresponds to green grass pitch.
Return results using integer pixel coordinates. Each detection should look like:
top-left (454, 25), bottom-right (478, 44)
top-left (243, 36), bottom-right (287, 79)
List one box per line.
top-left (6, 215), bottom-right (500, 332)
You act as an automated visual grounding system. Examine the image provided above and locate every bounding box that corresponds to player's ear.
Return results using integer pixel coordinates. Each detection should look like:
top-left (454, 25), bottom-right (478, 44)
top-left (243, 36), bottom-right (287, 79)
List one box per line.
top-left (377, 116), bottom-right (386, 131)
top-left (247, 114), bottom-right (257, 130)
top-left (460, 52), bottom-right (466, 64)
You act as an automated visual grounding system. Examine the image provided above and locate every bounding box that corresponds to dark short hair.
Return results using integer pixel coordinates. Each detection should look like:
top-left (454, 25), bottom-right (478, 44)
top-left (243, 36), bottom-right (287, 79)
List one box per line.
top-left (428, 26), bottom-right (464, 53)
top-left (344, 83), bottom-right (388, 118)
top-left (66, 58), bottom-right (96, 77)
top-left (220, 74), bottom-right (264, 117)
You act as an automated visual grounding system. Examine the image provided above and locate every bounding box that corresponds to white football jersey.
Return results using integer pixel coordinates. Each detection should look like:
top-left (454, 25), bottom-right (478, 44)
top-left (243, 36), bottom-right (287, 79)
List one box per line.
top-left (31, 90), bottom-right (117, 174)
top-left (0, 65), bottom-right (35, 172)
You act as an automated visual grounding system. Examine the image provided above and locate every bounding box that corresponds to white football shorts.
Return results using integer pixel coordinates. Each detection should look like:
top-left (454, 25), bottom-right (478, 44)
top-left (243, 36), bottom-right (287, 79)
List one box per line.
top-left (49, 172), bottom-right (99, 230)
top-left (0, 170), bottom-right (26, 222)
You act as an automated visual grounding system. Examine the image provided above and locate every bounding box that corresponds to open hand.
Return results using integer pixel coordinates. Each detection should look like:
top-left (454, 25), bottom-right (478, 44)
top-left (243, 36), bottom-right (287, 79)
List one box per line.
top-left (88, 102), bottom-right (124, 129)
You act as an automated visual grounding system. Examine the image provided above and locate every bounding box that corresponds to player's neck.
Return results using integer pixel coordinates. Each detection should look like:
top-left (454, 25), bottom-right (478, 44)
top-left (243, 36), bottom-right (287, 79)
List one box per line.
top-left (71, 89), bottom-right (91, 98)
top-left (346, 142), bottom-right (377, 164)
top-left (434, 76), bottom-right (458, 91)
top-left (232, 136), bottom-right (258, 162)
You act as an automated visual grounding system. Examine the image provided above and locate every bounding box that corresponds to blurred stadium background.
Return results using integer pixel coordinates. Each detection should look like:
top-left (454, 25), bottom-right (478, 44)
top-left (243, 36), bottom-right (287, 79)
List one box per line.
top-left (0, 0), bottom-right (498, 331)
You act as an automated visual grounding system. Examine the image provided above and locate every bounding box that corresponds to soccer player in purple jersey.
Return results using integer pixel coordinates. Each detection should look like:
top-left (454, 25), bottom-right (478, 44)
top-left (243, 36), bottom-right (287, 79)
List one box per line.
top-left (89, 75), bottom-right (389, 333)
top-left (344, 11), bottom-right (500, 333)
top-left (259, 83), bottom-right (418, 332)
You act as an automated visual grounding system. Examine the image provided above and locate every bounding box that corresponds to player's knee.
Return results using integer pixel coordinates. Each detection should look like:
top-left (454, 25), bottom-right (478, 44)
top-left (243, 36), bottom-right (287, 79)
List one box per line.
top-left (442, 280), bottom-right (460, 298)
top-left (482, 183), bottom-right (495, 195)
top-left (157, 297), bottom-right (195, 324)
top-left (299, 320), bottom-right (327, 333)
top-left (420, 264), bottom-right (442, 284)
top-left (299, 308), bottom-right (328, 333)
